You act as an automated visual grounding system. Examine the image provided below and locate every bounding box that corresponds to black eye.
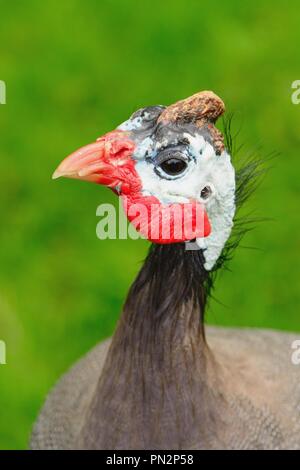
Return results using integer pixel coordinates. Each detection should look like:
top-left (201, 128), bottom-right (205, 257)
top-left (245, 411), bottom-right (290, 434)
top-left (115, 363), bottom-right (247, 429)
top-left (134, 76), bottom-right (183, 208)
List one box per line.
top-left (160, 158), bottom-right (187, 176)
top-left (155, 147), bottom-right (189, 179)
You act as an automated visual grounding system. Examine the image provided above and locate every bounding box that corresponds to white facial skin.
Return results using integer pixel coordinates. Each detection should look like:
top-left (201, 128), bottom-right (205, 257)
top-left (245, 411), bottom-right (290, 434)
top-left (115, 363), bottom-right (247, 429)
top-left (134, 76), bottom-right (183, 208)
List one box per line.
top-left (134, 133), bottom-right (235, 270)
top-left (118, 117), bottom-right (236, 271)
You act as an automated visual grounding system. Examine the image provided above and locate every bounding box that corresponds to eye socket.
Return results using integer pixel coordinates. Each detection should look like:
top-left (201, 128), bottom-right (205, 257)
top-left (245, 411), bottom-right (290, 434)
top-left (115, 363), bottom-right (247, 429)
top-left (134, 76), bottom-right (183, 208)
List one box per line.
top-left (155, 147), bottom-right (189, 178)
top-left (159, 158), bottom-right (187, 176)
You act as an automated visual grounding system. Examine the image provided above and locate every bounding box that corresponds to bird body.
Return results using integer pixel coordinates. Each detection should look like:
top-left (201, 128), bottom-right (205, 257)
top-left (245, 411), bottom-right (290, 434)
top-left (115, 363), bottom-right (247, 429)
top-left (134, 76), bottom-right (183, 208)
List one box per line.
top-left (31, 326), bottom-right (300, 449)
top-left (32, 91), bottom-right (300, 449)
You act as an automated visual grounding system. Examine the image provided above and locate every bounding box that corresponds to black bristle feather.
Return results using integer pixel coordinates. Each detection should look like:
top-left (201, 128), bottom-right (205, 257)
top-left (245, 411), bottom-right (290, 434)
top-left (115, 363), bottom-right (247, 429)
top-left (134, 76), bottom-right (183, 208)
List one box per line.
top-left (211, 114), bottom-right (276, 275)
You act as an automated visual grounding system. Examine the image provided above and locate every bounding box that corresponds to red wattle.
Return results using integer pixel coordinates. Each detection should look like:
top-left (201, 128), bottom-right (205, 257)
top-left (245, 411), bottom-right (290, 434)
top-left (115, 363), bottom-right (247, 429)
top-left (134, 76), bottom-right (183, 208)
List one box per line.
top-left (122, 194), bottom-right (211, 243)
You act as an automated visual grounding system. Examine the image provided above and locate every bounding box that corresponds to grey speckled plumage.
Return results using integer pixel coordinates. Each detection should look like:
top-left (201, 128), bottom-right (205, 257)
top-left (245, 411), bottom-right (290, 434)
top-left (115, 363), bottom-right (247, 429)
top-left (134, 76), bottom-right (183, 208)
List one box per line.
top-left (31, 327), bottom-right (300, 450)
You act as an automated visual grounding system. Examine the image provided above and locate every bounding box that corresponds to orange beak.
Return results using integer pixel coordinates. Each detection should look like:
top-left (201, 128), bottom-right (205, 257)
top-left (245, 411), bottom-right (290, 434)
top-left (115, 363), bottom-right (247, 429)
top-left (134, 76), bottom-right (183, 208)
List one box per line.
top-left (52, 130), bottom-right (136, 189)
top-left (52, 140), bottom-right (108, 183)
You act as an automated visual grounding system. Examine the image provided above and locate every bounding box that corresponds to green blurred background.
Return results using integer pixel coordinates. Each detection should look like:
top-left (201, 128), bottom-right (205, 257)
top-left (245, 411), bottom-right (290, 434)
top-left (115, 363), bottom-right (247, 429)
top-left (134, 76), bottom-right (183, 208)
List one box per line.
top-left (0, 0), bottom-right (299, 449)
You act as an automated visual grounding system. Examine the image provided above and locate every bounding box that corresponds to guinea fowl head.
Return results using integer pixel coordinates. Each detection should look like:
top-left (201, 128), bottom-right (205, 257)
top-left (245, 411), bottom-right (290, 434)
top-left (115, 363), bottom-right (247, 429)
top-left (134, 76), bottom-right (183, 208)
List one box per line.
top-left (53, 91), bottom-right (236, 270)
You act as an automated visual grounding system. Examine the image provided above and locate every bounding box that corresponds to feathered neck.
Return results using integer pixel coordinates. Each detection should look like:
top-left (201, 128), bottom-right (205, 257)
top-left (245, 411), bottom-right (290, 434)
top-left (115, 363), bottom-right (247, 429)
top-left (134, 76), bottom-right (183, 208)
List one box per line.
top-left (78, 244), bottom-right (224, 449)
top-left (124, 243), bottom-right (210, 337)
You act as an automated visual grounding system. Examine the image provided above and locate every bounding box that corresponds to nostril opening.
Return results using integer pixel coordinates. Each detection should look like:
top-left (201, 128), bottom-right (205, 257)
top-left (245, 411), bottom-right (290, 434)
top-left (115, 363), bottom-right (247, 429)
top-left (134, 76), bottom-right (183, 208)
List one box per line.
top-left (200, 185), bottom-right (212, 200)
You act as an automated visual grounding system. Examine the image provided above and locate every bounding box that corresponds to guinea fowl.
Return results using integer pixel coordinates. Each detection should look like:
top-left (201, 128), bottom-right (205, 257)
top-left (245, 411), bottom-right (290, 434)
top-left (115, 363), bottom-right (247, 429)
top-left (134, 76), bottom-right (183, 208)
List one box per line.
top-left (31, 91), bottom-right (300, 450)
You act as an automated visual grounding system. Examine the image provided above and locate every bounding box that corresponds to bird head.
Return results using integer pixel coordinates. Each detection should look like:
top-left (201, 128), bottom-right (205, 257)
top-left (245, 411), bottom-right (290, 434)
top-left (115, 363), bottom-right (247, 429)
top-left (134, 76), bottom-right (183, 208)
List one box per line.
top-left (53, 91), bottom-right (236, 270)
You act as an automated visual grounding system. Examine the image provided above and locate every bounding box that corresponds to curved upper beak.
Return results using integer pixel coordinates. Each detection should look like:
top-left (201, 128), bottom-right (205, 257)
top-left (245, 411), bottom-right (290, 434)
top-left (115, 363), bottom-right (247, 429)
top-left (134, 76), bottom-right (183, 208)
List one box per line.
top-left (52, 140), bottom-right (107, 183)
top-left (52, 131), bottom-right (135, 187)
